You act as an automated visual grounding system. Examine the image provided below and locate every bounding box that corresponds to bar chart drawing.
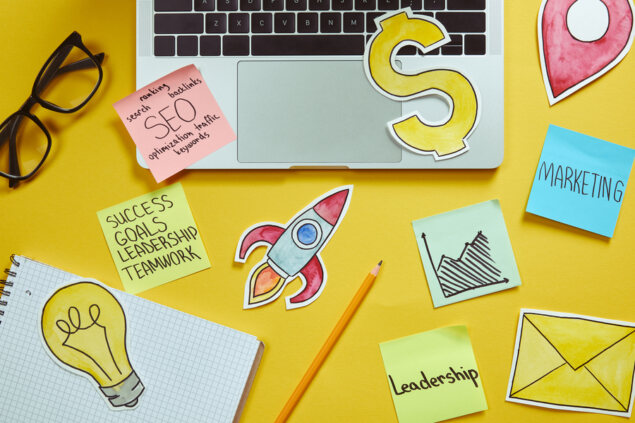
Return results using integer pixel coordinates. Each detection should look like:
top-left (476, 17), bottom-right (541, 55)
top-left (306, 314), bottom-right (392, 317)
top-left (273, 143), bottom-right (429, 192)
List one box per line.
top-left (421, 231), bottom-right (509, 298)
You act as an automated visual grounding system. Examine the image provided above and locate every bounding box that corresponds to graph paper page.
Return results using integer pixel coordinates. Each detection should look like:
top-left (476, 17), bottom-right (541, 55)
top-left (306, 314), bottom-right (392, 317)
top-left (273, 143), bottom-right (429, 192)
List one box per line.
top-left (0, 256), bottom-right (261, 423)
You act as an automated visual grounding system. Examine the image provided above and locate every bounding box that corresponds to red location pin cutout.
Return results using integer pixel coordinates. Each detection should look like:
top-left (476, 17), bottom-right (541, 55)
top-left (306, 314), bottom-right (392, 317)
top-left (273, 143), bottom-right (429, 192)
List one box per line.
top-left (539, 0), bottom-right (634, 105)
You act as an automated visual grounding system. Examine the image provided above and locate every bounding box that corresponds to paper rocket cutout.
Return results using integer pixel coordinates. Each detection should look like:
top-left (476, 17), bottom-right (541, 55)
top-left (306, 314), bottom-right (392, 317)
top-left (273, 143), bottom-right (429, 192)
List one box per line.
top-left (539, 0), bottom-right (634, 105)
top-left (235, 186), bottom-right (352, 310)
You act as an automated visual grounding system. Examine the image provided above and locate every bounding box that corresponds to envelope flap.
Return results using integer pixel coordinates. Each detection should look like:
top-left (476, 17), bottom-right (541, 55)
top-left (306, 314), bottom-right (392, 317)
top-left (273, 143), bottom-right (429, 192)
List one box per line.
top-left (525, 313), bottom-right (635, 369)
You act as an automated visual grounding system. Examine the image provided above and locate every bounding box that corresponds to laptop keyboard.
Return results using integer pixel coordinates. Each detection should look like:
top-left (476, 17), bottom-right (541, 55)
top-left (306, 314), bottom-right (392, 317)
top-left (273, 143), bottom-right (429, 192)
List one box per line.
top-left (153, 0), bottom-right (486, 57)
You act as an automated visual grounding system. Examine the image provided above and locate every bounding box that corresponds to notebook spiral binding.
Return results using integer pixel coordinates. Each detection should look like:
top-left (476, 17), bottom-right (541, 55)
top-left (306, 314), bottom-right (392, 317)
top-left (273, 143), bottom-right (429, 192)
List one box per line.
top-left (0, 255), bottom-right (19, 324)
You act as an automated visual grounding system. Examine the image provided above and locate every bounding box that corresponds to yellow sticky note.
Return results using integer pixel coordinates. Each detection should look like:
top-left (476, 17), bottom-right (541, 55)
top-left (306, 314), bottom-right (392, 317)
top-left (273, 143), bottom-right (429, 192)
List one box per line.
top-left (97, 183), bottom-right (210, 294)
top-left (379, 326), bottom-right (488, 422)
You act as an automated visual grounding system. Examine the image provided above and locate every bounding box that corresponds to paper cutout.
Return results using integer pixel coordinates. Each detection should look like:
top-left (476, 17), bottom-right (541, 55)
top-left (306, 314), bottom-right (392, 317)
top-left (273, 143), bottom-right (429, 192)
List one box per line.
top-left (539, 0), bottom-right (635, 105)
top-left (506, 309), bottom-right (635, 417)
top-left (379, 326), bottom-right (488, 423)
top-left (413, 200), bottom-right (521, 307)
top-left (97, 183), bottom-right (211, 294)
top-left (41, 279), bottom-right (145, 410)
top-left (363, 9), bottom-right (480, 160)
top-left (526, 125), bottom-right (635, 237)
top-left (113, 64), bottom-right (236, 182)
top-left (235, 186), bottom-right (352, 310)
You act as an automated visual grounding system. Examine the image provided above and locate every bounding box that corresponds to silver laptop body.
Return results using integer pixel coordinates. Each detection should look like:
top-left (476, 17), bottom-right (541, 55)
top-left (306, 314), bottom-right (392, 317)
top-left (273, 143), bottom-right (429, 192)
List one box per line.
top-left (136, 0), bottom-right (503, 169)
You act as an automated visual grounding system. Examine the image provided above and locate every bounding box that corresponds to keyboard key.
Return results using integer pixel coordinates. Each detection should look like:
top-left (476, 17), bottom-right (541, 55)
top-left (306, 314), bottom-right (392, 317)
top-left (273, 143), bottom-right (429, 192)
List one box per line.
top-left (436, 12), bottom-right (485, 32)
top-left (155, 13), bottom-right (204, 34)
top-left (447, 0), bottom-right (485, 10)
top-left (423, 0), bottom-right (444, 10)
top-left (177, 36), bottom-right (198, 55)
top-left (448, 33), bottom-right (462, 46)
top-left (223, 35), bottom-right (249, 55)
top-left (354, 0), bottom-right (375, 10)
top-left (309, 0), bottom-right (330, 9)
top-left (252, 13), bottom-right (273, 32)
top-left (229, 13), bottom-right (250, 32)
top-left (264, 0), bottom-right (284, 9)
top-left (378, 0), bottom-right (399, 10)
top-left (155, 0), bottom-right (192, 11)
top-left (366, 12), bottom-right (383, 33)
top-left (241, 0), bottom-right (261, 10)
top-left (343, 12), bottom-right (364, 32)
top-left (396, 45), bottom-right (417, 55)
top-left (194, 0), bottom-right (215, 10)
top-left (321, 13), bottom-right (341, 32)
top-left (441, 45), bottom-right (461, 54)
top-left (252, 35), bottom-right (365, 55)
top-left (440, 34), bottom-right (461, 54)
top-left (401, 0), bottom-right (422, 9)
top-left (217, 0), bottom-right (238, 10)
top-left (464, 34), bottom-right (485, 54)
top-left (206, 14), bottom-right (227, 33)
top-left (154, 36), bottom-right (175, 56)
top-left (275, 13), bottom-right (295, 32)
top-left (200, 35), bottom-right (221, 55)
top-left (297, 13), bottom-right (318, 32)
top-left (287, 0), bottom-right (307, 10)
top-left (414, 11), bottom-right (433, 17)
top-left (332, 0), bottom-right (353, 10)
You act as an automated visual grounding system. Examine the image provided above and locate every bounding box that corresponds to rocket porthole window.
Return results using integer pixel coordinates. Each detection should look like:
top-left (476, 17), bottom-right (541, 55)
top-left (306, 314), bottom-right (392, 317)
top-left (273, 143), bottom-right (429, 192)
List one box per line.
top-left (292, 220), bottom-right (322, 249)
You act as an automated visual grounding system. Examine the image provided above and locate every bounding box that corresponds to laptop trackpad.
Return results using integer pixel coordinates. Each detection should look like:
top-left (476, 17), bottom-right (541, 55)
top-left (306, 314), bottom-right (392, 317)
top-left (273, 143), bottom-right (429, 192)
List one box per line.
top-left (237, 61), bottom-right (401, 164)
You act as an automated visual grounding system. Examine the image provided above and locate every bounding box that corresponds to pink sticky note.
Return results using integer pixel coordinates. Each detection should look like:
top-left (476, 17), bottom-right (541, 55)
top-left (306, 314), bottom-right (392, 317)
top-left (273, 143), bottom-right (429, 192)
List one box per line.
top-left (114, 65), bottom-right (236, 182)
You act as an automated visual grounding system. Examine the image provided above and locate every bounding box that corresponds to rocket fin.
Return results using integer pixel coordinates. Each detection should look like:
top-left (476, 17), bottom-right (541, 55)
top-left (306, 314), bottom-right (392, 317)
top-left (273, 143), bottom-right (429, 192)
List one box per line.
top-left (236, 223), bottom-right (284, 262)
top-left (286, 255), bottom-right (326, 309)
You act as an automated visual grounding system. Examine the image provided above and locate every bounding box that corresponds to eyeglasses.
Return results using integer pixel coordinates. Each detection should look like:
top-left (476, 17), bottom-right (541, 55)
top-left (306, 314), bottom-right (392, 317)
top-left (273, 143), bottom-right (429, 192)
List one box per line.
top-left (0, 31), bottom-right (105, 188)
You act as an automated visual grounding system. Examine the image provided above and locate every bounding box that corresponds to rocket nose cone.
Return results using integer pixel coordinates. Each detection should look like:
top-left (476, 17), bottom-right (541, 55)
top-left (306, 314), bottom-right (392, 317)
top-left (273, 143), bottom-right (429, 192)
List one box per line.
top-left (313, 188), bottom-right (350, 226)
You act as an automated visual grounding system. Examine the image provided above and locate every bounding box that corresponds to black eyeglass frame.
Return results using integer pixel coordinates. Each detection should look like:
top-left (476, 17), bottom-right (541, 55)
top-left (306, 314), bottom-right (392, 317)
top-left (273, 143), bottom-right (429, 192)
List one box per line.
top-left (0, 31), bottom-right (105, 186)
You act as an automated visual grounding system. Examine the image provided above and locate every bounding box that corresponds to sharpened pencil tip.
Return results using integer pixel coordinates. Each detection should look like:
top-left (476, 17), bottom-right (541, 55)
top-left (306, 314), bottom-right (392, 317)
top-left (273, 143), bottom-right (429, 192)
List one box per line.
top-left (371, 261), bottom-right (383, 276)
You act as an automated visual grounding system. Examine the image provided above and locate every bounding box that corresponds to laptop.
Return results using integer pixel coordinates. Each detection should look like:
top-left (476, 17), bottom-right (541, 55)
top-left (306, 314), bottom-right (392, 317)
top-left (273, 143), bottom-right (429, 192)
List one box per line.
top-left (135, 0), bottom-right (503, 169)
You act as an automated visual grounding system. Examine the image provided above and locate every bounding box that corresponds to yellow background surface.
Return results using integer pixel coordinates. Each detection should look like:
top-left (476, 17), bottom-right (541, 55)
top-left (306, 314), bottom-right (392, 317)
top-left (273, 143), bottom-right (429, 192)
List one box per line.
top-left (1, 1), bottom-right (633, 422)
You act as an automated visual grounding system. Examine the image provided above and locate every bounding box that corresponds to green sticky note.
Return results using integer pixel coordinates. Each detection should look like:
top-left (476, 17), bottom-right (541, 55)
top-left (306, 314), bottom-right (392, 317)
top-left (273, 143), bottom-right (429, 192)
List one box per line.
top-left (380, 326), bottom-right (488, 423)
top-left (97, 183), bottom-right (210, 294)
top-left (412, 200), bottom-right (521, 308)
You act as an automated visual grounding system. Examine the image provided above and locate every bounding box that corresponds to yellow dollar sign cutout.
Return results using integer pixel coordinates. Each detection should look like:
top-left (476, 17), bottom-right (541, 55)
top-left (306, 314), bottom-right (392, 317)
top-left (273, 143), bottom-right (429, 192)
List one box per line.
top-left (363, 9), bottom-right (480, 159)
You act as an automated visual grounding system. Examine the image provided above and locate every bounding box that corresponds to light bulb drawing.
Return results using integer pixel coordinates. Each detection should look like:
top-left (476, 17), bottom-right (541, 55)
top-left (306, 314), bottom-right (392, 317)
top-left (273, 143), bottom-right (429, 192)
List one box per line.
top-left (40, 280), bottom-right (144, 410)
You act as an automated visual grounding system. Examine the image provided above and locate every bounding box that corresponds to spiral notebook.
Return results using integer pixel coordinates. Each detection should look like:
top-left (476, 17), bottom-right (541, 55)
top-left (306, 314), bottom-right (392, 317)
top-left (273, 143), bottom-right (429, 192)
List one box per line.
top-left (0, 255), bottom-right (264, 423)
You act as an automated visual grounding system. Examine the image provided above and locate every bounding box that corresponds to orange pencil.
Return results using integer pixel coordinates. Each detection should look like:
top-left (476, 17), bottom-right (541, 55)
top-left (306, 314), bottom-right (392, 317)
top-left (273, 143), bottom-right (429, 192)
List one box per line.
top-left (275, 261), bottom-right (383, 423)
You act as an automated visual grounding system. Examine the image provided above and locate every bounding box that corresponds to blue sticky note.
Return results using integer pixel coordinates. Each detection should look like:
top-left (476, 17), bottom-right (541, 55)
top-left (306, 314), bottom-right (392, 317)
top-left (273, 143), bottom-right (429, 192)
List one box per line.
top-left (527, 125), bottom-right (635, 237)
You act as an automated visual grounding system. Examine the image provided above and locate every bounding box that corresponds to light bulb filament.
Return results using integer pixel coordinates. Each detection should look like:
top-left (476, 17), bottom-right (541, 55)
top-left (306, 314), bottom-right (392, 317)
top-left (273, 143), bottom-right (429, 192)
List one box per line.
top-left (55, 304), bottom-right (123, 382)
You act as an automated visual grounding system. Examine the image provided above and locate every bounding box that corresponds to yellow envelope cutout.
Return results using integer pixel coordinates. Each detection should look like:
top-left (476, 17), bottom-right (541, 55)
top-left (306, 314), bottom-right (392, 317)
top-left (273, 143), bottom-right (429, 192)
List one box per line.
top-left (507, 310), bottom-right (635, 417)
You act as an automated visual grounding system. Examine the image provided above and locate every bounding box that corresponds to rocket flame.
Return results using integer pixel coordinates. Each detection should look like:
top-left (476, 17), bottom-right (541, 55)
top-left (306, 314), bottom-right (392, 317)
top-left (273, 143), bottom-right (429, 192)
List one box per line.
top-left (248, 262), bottom-right (285, 306)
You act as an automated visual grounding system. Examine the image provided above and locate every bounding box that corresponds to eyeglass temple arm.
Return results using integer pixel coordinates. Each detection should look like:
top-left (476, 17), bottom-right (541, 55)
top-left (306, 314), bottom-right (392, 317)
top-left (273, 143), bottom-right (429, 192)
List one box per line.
top-left (35, 49), bottom-right (105, 95)
top-left (34, 44), bottom-right (75, 95)
top-left (55, 52), bottom-right (105, 76)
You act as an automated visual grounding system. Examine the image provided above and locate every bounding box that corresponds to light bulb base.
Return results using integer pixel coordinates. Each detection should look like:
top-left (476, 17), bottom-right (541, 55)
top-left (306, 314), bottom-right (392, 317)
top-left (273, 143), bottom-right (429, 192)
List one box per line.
top-left (100, 370), bottom-right (145, 408)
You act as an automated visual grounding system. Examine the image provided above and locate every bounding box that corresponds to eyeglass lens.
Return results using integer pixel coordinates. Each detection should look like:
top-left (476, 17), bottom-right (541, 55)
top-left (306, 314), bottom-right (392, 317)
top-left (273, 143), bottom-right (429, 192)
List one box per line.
top-left (36, 44), bottom-right (100, 110)
top-left (0, 115), bottom-right (49, 178)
